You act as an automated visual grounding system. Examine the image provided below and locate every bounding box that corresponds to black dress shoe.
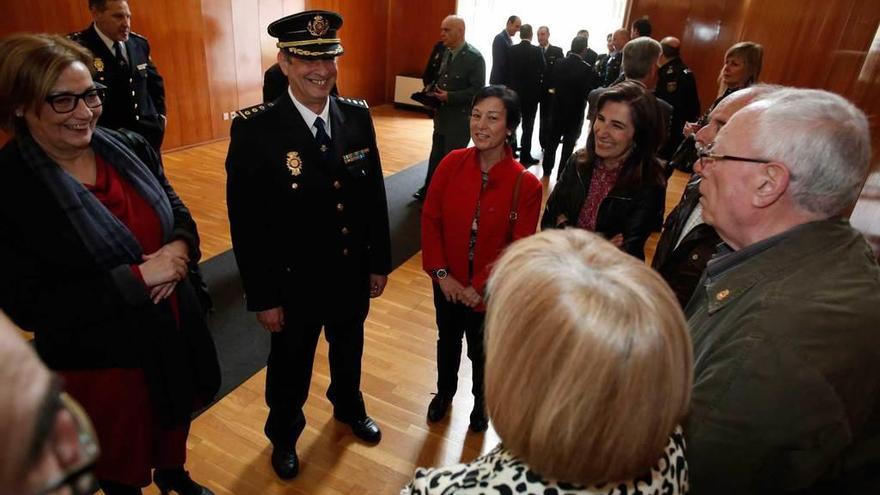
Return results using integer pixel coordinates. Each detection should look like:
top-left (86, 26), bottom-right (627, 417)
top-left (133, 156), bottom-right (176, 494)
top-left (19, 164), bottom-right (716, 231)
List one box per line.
top-left (469, 400), bottom-right (488, 433)
top-left (347, 416), bottom-right (382, 443)
top-left (270, 447), bottom-right (299, 480)
top-left (427, 394), bottom-right (452, 422)
top-left (153, 468), bottom-right (214, 495)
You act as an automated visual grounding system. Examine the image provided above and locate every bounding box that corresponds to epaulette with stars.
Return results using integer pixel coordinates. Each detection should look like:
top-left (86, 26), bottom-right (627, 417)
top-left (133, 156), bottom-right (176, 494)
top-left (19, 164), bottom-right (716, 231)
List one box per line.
top-left (234, 102), bottom-right (274, 120)
top-left (335, 96), bottom-right (369, 109)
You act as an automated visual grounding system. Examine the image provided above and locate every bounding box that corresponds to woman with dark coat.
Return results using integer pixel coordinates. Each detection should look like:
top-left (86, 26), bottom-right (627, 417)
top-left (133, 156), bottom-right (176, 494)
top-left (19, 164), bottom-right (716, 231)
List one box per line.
top-left (0, 34), bottom-right (219, 495)
top-left (542, 81), bottom-right (666, 260)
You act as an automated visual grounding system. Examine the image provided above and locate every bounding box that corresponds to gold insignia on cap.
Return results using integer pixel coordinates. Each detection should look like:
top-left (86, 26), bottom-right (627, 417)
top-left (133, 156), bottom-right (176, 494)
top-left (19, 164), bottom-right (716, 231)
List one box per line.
top-left (716, 289), bottom-right (730, 301)
top-left (286, 151), bottom-right (303, 176)
top-left (308, 15), bottom-right (330, 37)
top-left (94, 58), bottom-right (105, 72)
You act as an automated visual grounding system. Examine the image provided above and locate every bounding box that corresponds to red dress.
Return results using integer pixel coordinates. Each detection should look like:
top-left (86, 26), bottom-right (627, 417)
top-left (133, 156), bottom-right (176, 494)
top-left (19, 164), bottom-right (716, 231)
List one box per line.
top-left (59, 156), bottom-right (187, 487)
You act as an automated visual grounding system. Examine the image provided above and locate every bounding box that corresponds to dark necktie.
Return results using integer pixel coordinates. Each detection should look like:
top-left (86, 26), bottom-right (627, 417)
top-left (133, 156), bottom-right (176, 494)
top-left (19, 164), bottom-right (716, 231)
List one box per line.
top-left (314, 116), bottom-right (332, 161)
top-left (114, 42), bottom-right (128, 72)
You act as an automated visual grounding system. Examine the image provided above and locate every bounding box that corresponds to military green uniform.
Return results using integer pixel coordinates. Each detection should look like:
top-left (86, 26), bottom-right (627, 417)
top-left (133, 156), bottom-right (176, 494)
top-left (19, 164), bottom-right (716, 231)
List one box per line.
top-left (419, 42), bottom-right (486, 194)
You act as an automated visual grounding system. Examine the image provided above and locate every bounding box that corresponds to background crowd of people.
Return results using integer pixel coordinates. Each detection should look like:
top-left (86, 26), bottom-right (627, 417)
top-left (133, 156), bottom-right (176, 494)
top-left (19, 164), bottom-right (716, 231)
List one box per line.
top-left (1, 4), bottom-right (879, 495)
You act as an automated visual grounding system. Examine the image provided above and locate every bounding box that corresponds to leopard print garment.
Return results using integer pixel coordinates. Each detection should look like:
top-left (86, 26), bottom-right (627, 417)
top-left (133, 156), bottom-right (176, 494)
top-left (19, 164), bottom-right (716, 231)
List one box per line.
top-left (401, 426), bottom-right (688, 495)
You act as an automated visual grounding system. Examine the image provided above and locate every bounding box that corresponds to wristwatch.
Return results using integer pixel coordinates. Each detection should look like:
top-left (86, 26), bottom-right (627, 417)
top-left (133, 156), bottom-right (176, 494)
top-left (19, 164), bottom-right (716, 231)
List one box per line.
top-left (433, 268), bottom-right (448, 280)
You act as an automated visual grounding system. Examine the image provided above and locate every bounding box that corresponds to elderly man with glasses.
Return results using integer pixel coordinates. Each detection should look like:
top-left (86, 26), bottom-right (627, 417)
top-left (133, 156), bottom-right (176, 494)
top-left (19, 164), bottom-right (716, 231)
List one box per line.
top-left (683, 88), bottom-right (880, 493)
top-left (651, 84), bottom-right (779, 307)
top-left (0, 311), bottom-right (100, 495)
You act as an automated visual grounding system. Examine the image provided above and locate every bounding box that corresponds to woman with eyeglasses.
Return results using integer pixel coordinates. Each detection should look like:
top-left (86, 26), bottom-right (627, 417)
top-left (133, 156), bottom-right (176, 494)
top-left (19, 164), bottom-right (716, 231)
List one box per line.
top-left (0, 34), bottom-right (219, 495)
top-left (542, 81), bottom-right (666, 261)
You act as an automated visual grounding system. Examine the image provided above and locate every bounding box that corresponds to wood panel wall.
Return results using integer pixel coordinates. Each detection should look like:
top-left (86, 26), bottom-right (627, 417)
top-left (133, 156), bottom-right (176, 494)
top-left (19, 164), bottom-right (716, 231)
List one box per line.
top-left (626, 0), bottom-right (880, 160)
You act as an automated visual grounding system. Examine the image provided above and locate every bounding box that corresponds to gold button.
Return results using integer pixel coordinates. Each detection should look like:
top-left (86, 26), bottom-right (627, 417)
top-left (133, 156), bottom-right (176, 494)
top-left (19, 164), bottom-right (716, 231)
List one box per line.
top-left (691, 254), bottom-right (699, 261)
top-left (131, 90), bottom-right (136, 96)
top-left (333, 181), bottom-right (342, 189)
top-left (134, 103), bottom-right (138, 109)
top-left (337, 203), bottom-right (344, 212)
top-left (291, 183), bottom-right (299, 190)
top-left (134, 115), bottom-right (139, 120)
top-left (342, 248), bottom-right (349, 256)
top-left (716, 289), bottom-right (730, 301)
top-left (341, 227), bottom-right (349, 235)
top-left (129, 78), bottom-right (133, 83)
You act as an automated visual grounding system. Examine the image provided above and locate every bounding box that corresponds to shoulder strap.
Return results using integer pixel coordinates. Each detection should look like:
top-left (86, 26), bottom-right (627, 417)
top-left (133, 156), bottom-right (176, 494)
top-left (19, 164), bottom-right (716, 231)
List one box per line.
top-left (506, 169), bottom-right (528, 244)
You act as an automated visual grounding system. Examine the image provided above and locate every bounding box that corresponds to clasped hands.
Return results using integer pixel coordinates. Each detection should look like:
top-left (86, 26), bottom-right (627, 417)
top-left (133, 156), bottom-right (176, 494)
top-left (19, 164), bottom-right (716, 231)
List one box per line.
top-left (138, 239), bottom-right (190, 304)
top-left (437, 276), bottom-right (481, 308)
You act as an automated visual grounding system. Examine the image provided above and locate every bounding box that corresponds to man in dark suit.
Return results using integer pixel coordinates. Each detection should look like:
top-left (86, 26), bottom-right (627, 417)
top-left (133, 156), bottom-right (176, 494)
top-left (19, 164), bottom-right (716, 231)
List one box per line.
top-left (489, 15), bottom-right (520, 85)
top-left (655, 37), bottom-right (701, 159)
top-left (226, 10), bottom-right (391, 480)
top-left (652, 86), bottom-right (775, 307)
top-left (536, 26), bottom-right (564, 152)
top-left (507, 24), bottom-right (544, 165)
top-left (588, 37), bottom-right (672, 153)
top-left (69, 0), bottom-right (166, 150)
top-left (414, 15), bottom-right (485, 200)
top-left (601, 28), bottom-right (630, 87)
top-left (542, 36), bottom-right (599, 178)
top-left (594, 33), bottom-right (614, 80)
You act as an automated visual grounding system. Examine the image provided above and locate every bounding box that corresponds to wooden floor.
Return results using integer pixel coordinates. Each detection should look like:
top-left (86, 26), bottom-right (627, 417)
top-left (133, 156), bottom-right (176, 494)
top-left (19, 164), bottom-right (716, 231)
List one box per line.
top-left (135, 105), bottom-right (689, 494)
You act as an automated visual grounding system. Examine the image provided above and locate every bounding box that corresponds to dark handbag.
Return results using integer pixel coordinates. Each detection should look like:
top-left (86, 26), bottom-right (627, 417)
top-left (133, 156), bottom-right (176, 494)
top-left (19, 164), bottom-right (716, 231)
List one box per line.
top-left (411, 90), bottom-right (441, 109)
top-left (667, 134), bottom-right (699, 174)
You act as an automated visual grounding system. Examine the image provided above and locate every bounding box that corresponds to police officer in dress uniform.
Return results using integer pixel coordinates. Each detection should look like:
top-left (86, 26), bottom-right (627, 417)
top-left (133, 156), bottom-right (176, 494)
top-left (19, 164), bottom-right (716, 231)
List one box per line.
top-left (536, 26), bottom-right (564, 152)
top-left (69, 0), bottom-right (166, 150)
top-left (654, 37), bottom-right (701, 160)
top-left (225, 10), bottom-right (391, 481)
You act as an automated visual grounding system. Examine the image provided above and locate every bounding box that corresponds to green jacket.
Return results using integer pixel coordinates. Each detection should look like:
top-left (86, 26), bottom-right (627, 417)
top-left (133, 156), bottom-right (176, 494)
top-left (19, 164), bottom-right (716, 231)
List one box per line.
top-left (685, 219), bottom-right (880, 493)
top-left (434, 42), bottom-right (485, 136)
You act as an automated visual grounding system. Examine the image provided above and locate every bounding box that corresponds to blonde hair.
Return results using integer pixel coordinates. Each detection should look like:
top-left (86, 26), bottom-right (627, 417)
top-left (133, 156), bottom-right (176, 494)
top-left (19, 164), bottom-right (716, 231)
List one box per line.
top-left (484, 229), bottom-right (693, 485)
top-left (0, 33), bottom-right (94, 132)
top-left (717, 41), bottom-right (763, 97)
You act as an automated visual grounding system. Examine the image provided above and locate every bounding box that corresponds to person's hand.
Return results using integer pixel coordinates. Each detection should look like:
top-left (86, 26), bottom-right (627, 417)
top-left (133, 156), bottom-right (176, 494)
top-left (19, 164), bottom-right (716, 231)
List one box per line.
top-left (460, 286), bottom-right (482, 308)
top-left (683, 121), bottom-right (700, 137)
top-left (434, 88), bottom-right (449, 102)
top-left (609, 233), bottom-right (624, 248)
top-left (155, 239), bottom-right (190, 260)
top-left (149, 281), bottom-right (177, 304)
top-left (257, 307), bottom-right (285, 332)
top-left (369, 274), bottom-right (388, 298)
top-left (139, 247), bottom-right (188, 287)
top-left (437, 276), bottom-right (465, 303)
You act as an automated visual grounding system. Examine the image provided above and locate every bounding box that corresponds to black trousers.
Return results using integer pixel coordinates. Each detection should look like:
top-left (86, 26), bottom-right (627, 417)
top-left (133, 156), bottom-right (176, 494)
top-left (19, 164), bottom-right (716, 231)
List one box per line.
top-left (422, 126), bottom-right (471, 191)
top-left (543, 115), bottom-right (584, 177)
top-left (538, 95), bottom-right (552, 150)
top-left (432, 284), bottom-right (485, 399)
top-left (264, 303), bottom-right (369, 447)
top-left (517, 97), bottom-right (539, 159)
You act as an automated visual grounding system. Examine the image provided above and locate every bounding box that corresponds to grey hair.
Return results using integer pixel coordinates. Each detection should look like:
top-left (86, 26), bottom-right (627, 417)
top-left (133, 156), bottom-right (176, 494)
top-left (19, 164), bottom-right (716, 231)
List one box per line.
top-left (748, 88), bottom-right (871, 217)
top-left (622, 37), bottom-right (661, 80)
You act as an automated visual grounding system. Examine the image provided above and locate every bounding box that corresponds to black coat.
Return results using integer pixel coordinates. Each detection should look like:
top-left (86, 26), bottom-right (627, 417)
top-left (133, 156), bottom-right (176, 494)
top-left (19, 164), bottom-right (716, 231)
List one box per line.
top-left (547, 53), bottom-right (599, 134)
top-left (542, 152), bottom-right (666, 260)
top-left (226, 95), bottom-right (391, 317)
top-left (539, 44), bottom-right (565, 100)
top-left (69, 25), bottom-right (166, 149)
top-left (0, 129), bottom-right (219, 426)
top-left (651, 176), bottom-right (721, 307)
top-left (507, 41), bottom-right (545, 103)
top-left (490, 30), bottom-right (512, 85)
top-left (602, 51), bottom-right (622, 87)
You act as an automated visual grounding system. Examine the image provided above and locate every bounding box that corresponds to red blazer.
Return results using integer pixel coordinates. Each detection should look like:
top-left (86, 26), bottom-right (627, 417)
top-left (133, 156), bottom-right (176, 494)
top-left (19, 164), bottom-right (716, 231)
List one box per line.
top-left (421, 147), bottom-right (542, 299)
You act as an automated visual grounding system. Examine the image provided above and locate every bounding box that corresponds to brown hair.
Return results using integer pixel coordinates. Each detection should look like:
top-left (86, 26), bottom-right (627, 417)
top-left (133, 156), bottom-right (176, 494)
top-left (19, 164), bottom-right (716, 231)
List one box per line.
top-left (485, 229), bottom-right (693, 485)
top-left (718, 41), bottom-right (763, 96)
top-left (0, 34), bottom-right (94, 132)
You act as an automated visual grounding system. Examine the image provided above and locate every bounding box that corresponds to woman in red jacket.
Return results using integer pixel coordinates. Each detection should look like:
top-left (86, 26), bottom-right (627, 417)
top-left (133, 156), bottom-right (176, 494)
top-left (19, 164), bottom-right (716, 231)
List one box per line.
top-left (421, 85), bottom-right (542, 432)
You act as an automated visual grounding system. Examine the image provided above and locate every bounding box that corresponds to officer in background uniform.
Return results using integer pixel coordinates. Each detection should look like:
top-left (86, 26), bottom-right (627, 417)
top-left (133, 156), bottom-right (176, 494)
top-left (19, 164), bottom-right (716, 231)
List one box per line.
top-left (70, 0), bottom-right (166, 150)
top-left (655, 37), bottom-right (701, 159)
top-left (507, 24), bottom-right (544, 165)
top-left (414, 15), bottom-right (485, 200)
top-left (225, 10), bottom-right (391, 481)
top-left (536, 26), bottom-right (564, 152)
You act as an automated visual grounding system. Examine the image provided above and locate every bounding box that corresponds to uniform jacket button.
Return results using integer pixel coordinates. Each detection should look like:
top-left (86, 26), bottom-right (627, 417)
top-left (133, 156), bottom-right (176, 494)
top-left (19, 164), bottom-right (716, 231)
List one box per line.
top-left (337, 203), bottom-right (344, 212)
top-left (333, 181), bottom-right (342, 189)
top-left (341, 227), bottom-right (349, 235)
top-left (342, 248), bottom-right (349, 256)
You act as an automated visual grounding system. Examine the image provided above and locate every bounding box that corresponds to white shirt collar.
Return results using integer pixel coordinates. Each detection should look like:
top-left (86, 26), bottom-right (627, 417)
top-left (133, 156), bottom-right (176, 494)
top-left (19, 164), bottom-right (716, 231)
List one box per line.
top-left (93, 23), bottom-right (127, 61)
top-left (288, 87), bottom-right (331, 139)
